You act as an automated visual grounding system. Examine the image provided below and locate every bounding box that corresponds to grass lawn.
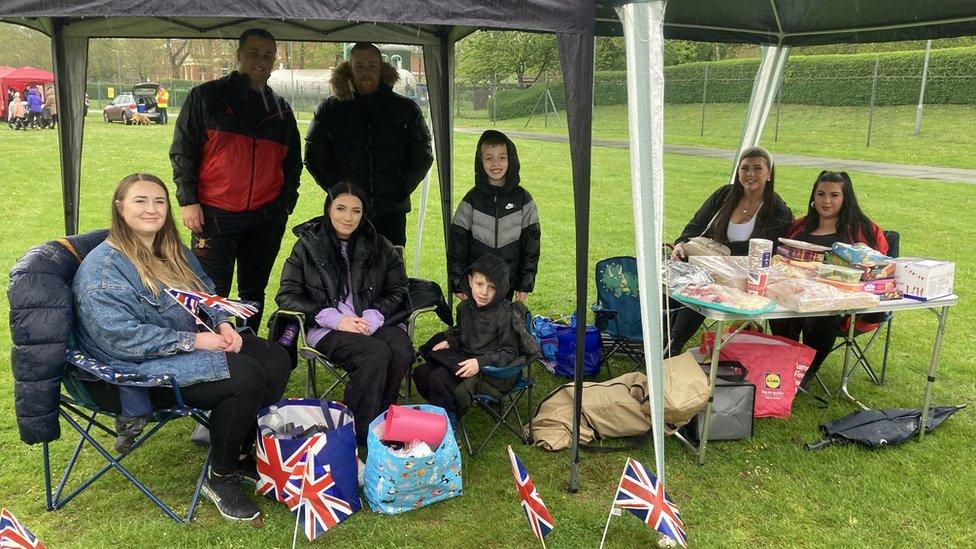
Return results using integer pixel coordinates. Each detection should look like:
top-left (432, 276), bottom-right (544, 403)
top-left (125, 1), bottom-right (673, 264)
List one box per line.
top-left (457, 102), bottom-right (976, 170)
top-left (0, 117), bottom-right (974, 547)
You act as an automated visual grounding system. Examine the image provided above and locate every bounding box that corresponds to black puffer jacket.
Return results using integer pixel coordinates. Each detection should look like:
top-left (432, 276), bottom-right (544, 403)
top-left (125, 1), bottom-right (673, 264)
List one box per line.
top-left (675, 185), bottom-right (794, 256)
top-left (304, 61), bottom-right (433, 217)
top-left (446, 254), bottom-right (518, 368)
top-left (275, 216), bottom-right (410, 328)
top-left (448, 131), bottom-right (541, 294)
top-left (8, 229), bottom-right (107, 444)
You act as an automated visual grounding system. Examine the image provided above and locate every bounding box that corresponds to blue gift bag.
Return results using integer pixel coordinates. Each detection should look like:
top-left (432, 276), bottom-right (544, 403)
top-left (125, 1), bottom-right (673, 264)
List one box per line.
top-left (364, 404), bottom-right (463, 514)
top-left (255, 399), bottom-right (361, 515)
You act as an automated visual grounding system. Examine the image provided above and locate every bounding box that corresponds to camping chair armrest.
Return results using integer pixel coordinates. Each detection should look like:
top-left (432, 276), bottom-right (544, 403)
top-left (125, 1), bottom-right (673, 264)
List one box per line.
top-left (66, 350), bottom-right (176, 389)
top-left (591, 303), bottom-right (618, 318)
top-left (408, 305), bottom-right (437, 324)
top-left (268, 309), bottom-right (309, 345)
top-left (481, 361), bottom-right (527, 380)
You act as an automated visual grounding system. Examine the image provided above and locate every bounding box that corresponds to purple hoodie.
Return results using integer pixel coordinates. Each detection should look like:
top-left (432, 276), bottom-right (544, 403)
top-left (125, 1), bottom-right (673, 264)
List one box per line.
top-left (305, 240), bottom-right (385, 347)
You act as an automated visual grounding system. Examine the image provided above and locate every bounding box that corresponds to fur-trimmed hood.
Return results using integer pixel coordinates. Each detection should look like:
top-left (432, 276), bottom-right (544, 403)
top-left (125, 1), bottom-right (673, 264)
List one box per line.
top-left (329, 60), bottom-right (400, 101)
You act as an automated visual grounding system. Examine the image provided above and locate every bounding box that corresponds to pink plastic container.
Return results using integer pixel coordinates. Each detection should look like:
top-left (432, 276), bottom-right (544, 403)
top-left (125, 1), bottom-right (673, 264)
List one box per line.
top-left (382, 405), bottom-right (447, 447)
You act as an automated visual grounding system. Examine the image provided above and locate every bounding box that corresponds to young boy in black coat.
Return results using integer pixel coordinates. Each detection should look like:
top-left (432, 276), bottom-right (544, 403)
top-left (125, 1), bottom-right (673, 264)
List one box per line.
top-left (412, 254), bottom-right (520, 426)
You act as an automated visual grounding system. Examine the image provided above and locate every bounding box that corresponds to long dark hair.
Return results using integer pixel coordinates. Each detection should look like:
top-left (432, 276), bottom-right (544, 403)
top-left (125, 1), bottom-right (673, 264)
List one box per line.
top-left (800, 171), bottom-right (879, 247)
top-left (711, 146), bottom-right (778, 245)
top-left (323, 181), bottom-right (372, 301)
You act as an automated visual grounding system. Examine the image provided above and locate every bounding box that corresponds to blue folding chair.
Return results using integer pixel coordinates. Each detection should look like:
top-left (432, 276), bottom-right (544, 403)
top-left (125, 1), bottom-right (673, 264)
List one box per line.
top-left (51, 351), bottom-right (211, 523)
top-left (592, 256), bottom-right (645, 376)
top-left (9, 233), bottom-right (211, 524)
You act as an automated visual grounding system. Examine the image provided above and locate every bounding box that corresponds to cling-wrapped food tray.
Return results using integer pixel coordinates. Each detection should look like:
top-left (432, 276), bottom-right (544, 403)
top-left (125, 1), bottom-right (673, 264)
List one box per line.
top-left (766, 278), bottom-right (880, 313)
top-left (671, 283), bottom-right (776, 316)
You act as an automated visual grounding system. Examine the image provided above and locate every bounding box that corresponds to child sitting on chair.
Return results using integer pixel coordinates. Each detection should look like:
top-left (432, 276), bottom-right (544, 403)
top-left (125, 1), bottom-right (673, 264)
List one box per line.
top-left (413, 253), bottom-right (520, 427)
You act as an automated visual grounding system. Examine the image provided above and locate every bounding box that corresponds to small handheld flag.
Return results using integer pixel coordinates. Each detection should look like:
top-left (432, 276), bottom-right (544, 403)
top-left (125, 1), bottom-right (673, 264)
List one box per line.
top-left (284, 448), bottom-right (354, 542)
top-left (165, 288), bottom-right (259, 320)
top-left (612, 457), bottom-right (686, 547)
top-left (0, 508), bottom-right (46, 549)
top-left (507, 445), bottom-right (554, 545)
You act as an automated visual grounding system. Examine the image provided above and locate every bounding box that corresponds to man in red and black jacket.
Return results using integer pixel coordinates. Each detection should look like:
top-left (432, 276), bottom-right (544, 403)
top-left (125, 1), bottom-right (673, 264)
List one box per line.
top-left (170, 28), bottom-right (302, 331)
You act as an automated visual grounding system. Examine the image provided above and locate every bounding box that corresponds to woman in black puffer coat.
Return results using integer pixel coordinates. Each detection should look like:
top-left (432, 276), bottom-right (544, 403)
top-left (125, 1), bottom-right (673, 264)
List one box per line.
top-left (276, 182), bottom-right (412, 441)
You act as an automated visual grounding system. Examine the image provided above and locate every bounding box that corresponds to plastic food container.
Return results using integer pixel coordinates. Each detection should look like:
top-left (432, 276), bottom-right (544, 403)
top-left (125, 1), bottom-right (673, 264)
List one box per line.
top-left (817, 263), bottom-right (864, 283)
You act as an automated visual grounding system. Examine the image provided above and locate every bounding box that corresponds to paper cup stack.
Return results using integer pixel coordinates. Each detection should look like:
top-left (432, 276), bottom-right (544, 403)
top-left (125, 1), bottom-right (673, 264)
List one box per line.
top-left (747, 238), bottom-right (773, 295)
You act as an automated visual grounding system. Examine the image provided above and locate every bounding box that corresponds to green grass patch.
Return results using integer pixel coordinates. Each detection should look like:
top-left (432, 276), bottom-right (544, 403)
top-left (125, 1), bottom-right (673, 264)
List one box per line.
top-left (0, 117), bottom-right (974, 547)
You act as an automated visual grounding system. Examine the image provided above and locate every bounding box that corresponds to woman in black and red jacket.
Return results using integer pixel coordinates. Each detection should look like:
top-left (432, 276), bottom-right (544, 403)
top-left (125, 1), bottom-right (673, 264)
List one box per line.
top-left (770, 170), bottom-right (889, 387)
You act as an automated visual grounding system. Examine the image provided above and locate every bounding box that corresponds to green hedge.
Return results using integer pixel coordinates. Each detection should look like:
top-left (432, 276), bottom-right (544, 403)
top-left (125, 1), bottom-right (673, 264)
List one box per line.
top-left (491, 71), bottom-right (628, 119)
top-left (666, 46), bottom-right (976, 106)
top-left (489, 46), bottom-right (976, 118)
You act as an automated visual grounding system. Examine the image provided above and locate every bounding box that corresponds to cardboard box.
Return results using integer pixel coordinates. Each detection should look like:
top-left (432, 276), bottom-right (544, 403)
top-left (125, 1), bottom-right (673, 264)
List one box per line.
top-left (895, 258), bottom-right (955, 300)
top-left (819, 277), bottom-right (897, 295)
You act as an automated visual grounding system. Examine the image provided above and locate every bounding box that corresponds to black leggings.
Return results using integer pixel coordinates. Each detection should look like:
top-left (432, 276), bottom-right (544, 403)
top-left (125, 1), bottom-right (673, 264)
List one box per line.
top-left (85, 334), bottom-right (292, 474)
top-left (314, 326), bottom-right (414, 440)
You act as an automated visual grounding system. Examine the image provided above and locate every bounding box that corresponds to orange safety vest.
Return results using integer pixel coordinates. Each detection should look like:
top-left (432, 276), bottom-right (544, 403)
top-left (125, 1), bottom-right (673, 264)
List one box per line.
top-left (156, 88), bottom-right (169, 108)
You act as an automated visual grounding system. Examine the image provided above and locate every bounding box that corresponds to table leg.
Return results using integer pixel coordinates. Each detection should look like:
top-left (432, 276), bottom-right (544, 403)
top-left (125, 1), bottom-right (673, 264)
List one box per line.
top-left (918, 306), bottom-right (949, 440)
top-left (698, 319), bottom-right (724, 466)
top-left (839, 312), bottom-right (869, 410)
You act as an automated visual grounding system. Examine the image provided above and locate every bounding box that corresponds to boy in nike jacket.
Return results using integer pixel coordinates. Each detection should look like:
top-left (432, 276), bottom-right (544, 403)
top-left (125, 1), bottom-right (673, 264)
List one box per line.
top-left (448, 130), bottom-right (541, 302)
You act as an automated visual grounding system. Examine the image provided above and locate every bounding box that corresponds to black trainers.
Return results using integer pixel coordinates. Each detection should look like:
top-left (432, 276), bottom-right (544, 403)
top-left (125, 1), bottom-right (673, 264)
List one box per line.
top-left (114, 415), bottom-right (149, 454)
top-left (202, 471), bottom-right (261, 522)
top-left (238, 454), bottom-right (260, 485)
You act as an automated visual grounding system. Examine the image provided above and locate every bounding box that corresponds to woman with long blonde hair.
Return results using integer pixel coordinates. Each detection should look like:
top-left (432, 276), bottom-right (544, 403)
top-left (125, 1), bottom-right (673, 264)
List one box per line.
top-left (73, 173), bottom-right (291, 523)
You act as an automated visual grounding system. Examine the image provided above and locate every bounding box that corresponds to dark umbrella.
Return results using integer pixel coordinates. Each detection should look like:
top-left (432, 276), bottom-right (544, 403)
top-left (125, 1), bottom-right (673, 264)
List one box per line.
top-left (805, 405), bottom-right (965, 451)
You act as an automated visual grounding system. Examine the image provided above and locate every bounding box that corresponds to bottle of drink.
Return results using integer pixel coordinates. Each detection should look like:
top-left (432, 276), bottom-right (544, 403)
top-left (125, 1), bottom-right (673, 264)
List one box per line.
top-left (261, 405), bottom-right (284, 437)
top-left (277, 322), bottom-right (299, 347)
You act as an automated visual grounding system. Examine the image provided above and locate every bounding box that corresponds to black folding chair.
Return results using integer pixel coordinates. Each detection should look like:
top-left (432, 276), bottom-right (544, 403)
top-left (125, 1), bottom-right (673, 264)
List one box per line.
top-left (459, 302), bottom-right (538, 456)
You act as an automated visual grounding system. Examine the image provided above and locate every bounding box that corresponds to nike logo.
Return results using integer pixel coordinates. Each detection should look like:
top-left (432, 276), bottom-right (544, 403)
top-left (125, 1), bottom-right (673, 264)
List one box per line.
top-left (505, 203), bottom-right (515, 210)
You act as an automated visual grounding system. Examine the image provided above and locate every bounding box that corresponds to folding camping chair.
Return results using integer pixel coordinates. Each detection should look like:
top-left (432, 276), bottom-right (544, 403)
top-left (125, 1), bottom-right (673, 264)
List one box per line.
top-left (10, 233), bottom-right (211, 523)
top-left (268, 278), bottom-right (453, 402)
top-left (813, 230), bottom-right (901, 397)
top-left (459, 301), bottom-right (538, 456)
top-left (592, 256), bottom-right (645, 376)
top-left (47, 350), bottom-right (212, 523)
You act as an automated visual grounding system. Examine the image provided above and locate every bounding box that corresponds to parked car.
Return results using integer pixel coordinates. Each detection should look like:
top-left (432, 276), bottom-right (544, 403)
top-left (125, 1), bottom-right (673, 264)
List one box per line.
top-left (102, 83), bottom-right (161, 124)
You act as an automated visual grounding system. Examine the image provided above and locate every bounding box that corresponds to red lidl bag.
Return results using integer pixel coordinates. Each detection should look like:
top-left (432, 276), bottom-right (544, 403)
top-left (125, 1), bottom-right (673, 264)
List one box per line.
top-left (700, 330), bottom-right (814, 419)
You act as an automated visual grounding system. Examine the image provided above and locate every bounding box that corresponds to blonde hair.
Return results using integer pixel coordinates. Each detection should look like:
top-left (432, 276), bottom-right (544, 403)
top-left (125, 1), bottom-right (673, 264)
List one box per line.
top-left (107, 173), bottom-right (206, 296)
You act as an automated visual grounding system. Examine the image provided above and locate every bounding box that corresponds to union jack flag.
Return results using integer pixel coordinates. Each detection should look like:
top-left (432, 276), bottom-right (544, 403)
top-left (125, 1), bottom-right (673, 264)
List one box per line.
top-left (284, 452), bottom-right (354, 541)
top-left (255, 433), bottom-right (317, 503)
top-left (0, 508), bottom-right (45, 549)
top-left (614, 458), bottom-right (686, 547)
top-left (165, 288), bottom-right (259, 320)
top-left (507, 445), bottom-right (554, 541)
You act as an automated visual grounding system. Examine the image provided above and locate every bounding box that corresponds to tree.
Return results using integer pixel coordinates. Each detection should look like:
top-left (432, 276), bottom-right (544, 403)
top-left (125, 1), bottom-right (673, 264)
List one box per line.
top-left (596, 37), bottom-right (626, 71)
top-left (0, 23), bottom-right (52, 69)
top-left (457, 31), bottom-right (557, 86)
top-left (165, 39), bottom-right (191, 79)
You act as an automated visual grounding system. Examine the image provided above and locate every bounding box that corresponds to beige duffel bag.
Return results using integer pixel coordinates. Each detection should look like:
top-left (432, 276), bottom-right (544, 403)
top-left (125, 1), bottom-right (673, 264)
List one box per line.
top-left (529, 352), bottom-right (711, 451)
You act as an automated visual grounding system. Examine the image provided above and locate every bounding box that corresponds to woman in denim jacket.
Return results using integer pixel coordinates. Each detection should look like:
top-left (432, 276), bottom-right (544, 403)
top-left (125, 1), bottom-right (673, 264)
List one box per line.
top-left (73, 173), bottom-right (291, 523)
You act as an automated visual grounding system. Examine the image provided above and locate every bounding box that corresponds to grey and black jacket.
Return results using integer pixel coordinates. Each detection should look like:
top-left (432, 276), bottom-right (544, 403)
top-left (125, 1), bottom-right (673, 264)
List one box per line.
top-left (448, 130), bottom-right (541, 295)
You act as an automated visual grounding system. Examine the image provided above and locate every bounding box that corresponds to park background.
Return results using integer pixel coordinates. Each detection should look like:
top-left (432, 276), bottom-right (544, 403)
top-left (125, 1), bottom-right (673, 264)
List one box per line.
top-left (1, 26), bottom-right (975, 547)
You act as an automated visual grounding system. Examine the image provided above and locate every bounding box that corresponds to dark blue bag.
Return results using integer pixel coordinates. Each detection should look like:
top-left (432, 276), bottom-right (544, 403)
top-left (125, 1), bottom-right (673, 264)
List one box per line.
top-left (534, 313), bottom-right (601, 377)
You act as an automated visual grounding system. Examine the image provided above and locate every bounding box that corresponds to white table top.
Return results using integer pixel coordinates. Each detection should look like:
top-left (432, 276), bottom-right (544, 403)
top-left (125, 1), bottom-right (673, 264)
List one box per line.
top-left (676, 293), bottom-right (959, 322)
